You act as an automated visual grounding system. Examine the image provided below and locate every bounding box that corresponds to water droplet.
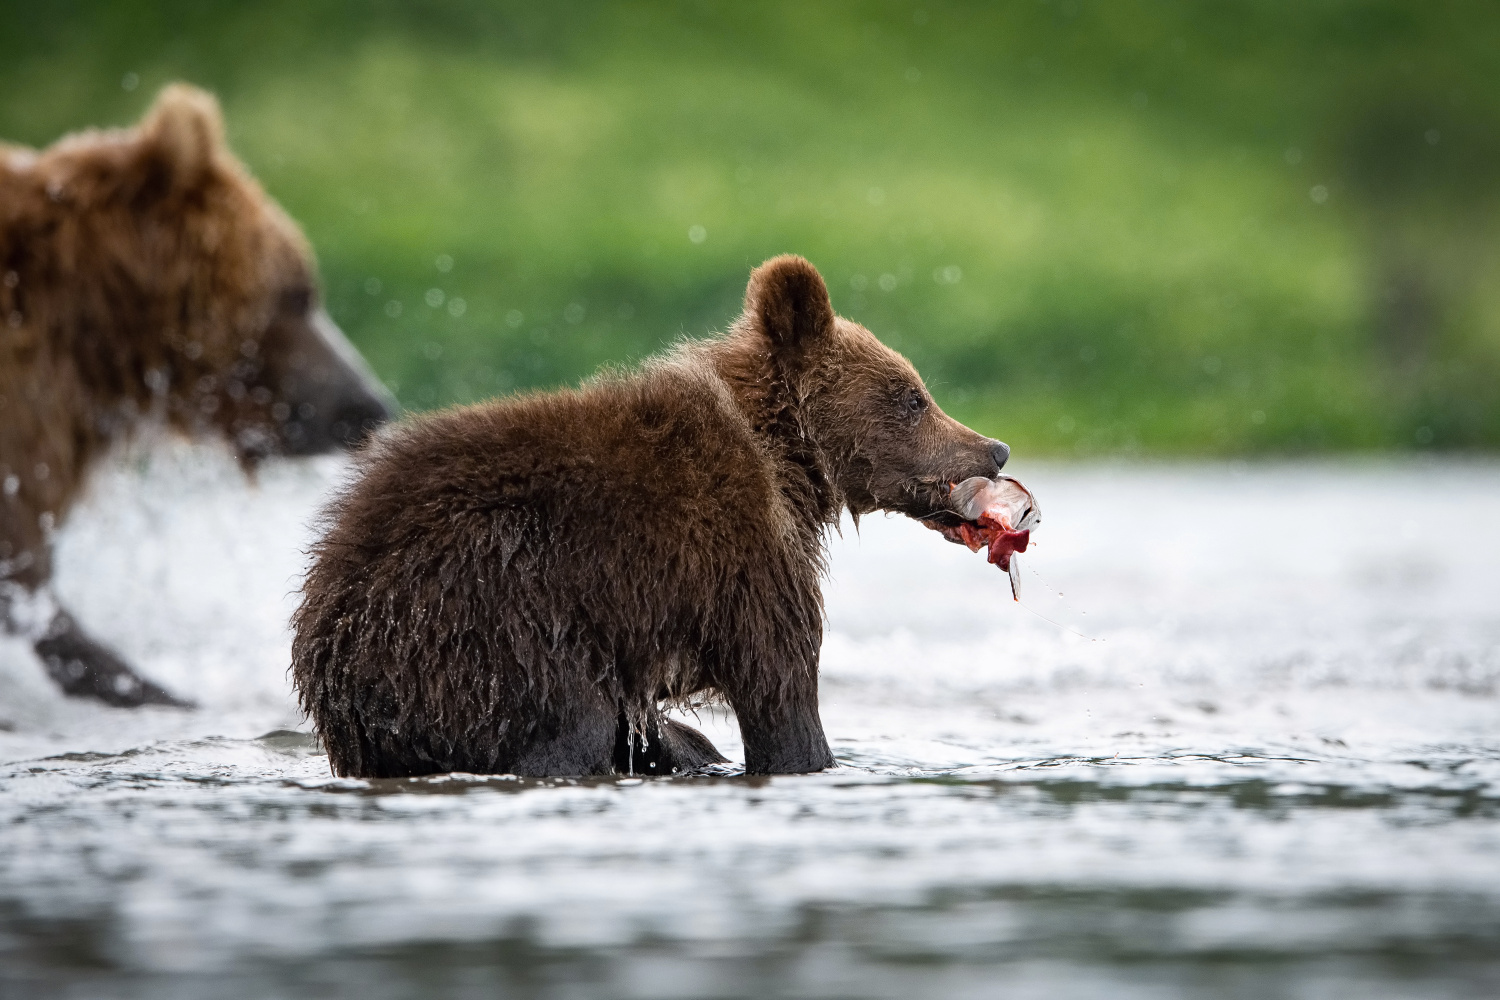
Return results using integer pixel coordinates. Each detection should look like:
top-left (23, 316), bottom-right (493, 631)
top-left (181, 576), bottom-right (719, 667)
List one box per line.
top-left (435, 254), bottom-right (454, 273)
top-left (447, 298), bottom-right (466, 318)
top-left (688, 225), bottom-right (707, 244)
top-left (121, 72), bottom-right (139, 92)
top-left (425, 288), bottom-right (445, 308)
top-left (1309, 184), bottom-right (1329, 204)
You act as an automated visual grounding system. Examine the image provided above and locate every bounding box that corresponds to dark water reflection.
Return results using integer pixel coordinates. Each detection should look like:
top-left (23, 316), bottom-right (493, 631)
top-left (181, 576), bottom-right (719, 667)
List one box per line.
top-left (5, 745), bottom-right (1499, 999)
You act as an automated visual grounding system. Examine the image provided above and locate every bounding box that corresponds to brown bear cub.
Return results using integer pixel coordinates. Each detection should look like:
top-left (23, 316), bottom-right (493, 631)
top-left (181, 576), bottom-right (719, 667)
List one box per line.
top-left (1, 85), bottom-right (392, 707)
top-left (294, 256), bottom-right (1009, 777)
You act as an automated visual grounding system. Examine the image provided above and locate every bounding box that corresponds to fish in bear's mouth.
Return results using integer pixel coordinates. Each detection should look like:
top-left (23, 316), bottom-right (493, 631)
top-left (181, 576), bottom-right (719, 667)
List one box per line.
top-left (920, 475), bottom-right (1041, 601)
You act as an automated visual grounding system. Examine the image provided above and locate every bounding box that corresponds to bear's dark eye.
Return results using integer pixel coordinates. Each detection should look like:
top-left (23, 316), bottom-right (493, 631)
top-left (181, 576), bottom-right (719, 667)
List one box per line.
top-left (902, 388), bottom-right (927, 418)
top-left (279, 286), bottom-right (313, 317)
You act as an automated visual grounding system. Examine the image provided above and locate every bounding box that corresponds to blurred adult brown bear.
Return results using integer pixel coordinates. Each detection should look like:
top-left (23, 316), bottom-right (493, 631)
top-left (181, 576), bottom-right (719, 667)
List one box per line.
top-left (293, 255), bottom-right (1010, 778)
top-left (0, 84), bottom-right (393, 707)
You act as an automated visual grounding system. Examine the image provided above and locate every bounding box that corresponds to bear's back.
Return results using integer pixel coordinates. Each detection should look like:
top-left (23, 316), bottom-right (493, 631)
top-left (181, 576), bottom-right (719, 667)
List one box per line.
top-left (324, 349), bottom-right (796, 584)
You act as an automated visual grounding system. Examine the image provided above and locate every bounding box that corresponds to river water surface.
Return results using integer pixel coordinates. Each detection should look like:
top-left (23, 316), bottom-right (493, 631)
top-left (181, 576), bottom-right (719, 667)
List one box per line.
top-left (2, 448), bottom-right (1497, 999)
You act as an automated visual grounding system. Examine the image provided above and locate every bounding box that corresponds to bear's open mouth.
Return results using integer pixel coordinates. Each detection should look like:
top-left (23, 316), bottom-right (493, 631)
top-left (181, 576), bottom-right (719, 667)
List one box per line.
top-left (918, 475), bottom-right (1041, 599)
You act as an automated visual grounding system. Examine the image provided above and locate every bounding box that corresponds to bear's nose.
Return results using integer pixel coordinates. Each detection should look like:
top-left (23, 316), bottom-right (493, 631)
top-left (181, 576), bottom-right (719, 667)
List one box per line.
top-left (990, 440), bottom-right (1010, 472)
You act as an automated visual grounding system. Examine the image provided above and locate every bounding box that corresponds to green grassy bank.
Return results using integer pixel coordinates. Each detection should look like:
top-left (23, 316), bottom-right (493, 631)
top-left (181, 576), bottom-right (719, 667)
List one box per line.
top-left (4, 1), bottom-right (1498, 454)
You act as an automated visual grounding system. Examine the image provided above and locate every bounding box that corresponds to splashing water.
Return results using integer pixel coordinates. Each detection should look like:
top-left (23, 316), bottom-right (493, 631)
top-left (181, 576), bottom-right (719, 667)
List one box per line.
top-left (2, 446), bottom-right (1498, 999)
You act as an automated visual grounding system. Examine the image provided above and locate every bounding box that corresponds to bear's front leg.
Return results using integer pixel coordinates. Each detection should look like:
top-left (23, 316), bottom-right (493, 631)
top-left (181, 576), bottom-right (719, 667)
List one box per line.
top-left (709, 574), bottom-right (836, 775)
top-left (716, 640), bottom-right (835, 774)
top-left (733, 694), bottom-right (837, 775)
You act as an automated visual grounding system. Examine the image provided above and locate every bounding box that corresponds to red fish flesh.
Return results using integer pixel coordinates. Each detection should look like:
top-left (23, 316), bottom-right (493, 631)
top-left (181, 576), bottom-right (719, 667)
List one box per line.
top-left (924, 475), bottom-right (1041, 600)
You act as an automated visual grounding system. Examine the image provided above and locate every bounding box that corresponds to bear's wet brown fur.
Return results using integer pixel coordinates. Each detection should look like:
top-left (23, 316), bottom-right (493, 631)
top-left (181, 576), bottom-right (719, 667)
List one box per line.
top-left (1, 84), bottom-right (391, 706)
top-left (293, 256), bottom-right (1009, 777)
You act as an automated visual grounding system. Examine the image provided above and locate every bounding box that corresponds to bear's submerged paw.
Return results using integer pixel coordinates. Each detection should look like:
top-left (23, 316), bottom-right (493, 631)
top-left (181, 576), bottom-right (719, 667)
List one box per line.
top-left (613, 715), bottom-right (730, 777)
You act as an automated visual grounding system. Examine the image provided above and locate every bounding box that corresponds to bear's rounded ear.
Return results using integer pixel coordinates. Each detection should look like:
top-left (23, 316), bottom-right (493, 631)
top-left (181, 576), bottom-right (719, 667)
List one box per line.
top-left (136, 83), bottom-right (225, 193)
top-left (743, 255), bottom-right (835, 352)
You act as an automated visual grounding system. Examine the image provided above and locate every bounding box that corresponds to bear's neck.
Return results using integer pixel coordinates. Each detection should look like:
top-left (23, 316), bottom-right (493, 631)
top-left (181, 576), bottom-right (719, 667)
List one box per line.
top-left (707, 337), bottom-right (843, 541)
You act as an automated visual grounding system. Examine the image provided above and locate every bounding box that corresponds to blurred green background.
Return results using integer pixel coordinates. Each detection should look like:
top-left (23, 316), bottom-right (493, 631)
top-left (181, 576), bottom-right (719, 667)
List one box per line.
top-left (3, 1), bottom-right (1498, 455)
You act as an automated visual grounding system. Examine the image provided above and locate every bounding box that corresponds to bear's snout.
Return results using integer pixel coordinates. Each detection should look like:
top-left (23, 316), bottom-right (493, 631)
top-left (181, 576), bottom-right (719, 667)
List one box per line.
top-left (263, 308), bottom-right (396, 456)
top-left (327, 392), bottom-right (396, 449)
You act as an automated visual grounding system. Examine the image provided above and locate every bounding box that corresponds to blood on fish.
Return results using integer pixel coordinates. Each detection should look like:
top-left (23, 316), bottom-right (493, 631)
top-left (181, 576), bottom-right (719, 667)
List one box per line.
top-left (945, 517), bottom-right (1028, 570)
